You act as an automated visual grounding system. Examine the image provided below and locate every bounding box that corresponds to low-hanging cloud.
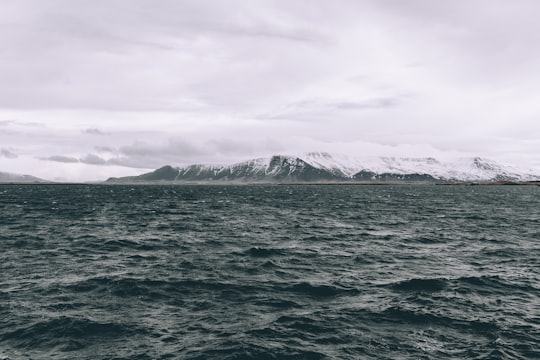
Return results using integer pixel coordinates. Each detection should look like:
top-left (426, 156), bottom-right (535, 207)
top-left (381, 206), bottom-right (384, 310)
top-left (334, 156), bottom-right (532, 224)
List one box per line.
top-left (1, 148), bottom-right (18, 159)
top-left (41, 137), bottom-right (287, 169)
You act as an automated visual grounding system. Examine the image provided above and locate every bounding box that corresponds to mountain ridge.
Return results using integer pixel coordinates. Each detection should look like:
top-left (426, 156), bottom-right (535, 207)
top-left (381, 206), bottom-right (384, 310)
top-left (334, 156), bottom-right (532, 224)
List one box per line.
top-left (106, 153), bottom-right (540, 184)
top-left (0, 171), bottom-right (50, 183)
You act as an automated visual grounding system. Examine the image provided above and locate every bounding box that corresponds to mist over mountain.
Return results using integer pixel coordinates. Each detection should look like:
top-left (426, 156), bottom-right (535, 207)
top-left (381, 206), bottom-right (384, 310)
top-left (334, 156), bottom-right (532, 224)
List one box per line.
top-left (106, 152), bottom-right (540, 184)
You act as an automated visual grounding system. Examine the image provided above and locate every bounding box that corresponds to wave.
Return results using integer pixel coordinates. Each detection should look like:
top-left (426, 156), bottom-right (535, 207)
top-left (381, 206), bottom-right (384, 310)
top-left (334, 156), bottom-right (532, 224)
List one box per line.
top-left (53, 276), bottom-right (361, 305)
top-left (1, 317), bottom-right (141, 350)
top-left (286, 282), bottom-right (358, 298)
top-left (385, 275), bottom-right (535, 295)
top-left (55, 276), bottom-right (272, 303)
top-left (183, 340), bottom-right (326, 360)
top-left (97, 238), bottom-right (168, 252)
top-left (456, 275), bottom-right (536, 295)
top-left (243, 247), bottom-right (286, 257)
top-left (390, 278), bottom-right (448, 292)
top-left (380, 306), bottom-right (499, 334)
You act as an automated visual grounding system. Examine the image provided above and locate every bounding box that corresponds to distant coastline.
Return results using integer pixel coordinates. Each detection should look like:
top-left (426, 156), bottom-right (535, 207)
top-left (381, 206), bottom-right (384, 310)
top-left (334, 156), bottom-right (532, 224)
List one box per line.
top-left (1, 180), bottom-right (539, 186)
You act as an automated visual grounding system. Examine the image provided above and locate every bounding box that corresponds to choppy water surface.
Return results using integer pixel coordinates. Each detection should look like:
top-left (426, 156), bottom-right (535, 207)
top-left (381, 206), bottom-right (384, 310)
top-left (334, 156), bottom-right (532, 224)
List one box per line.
top-left (0, 184), bottom-right (538, 359)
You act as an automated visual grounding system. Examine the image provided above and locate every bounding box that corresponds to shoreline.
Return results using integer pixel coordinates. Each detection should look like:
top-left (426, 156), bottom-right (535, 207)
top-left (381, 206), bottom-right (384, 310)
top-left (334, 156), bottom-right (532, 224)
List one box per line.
top-left (1, 181), bottom-right (539, 186)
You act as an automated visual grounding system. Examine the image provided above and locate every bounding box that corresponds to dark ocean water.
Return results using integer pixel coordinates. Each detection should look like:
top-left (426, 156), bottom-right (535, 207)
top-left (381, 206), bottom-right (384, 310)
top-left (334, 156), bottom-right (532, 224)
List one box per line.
top-left (0, 184), bottom-right (538, 360)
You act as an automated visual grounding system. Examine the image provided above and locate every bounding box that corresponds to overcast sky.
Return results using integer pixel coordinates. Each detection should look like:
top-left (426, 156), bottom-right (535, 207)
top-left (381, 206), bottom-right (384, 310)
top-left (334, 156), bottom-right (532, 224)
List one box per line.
top-left (1, 0), bottom-right (540, 181)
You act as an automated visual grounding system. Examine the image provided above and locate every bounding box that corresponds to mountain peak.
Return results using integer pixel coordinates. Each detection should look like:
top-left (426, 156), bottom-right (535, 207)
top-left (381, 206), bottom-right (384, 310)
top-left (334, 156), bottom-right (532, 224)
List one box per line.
top-left (105, 153), bottom-right (540, 183)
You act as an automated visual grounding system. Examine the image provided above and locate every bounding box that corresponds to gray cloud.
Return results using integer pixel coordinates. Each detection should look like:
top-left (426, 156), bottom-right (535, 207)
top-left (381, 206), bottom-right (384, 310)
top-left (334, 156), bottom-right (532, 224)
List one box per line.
top-left (43, 154), bottom-right (111, 166)
top-left (1, 148), bottom-right (18, 159)
top-left (3, 0), bottom-right (540, 113)
top-left (0, 0), bottom-right (331, 112)
top-left (110, 137), bottom-right (287, 168)
top-left (331, 98), bottom-right (399, 110)
top-left (109, 138), bottom-right (241, 168)
top-left (94, 146), bottom-right (116, 153)
top-left (80, 154), bottom-right (107, 165)
top-left (118, 141), bottom-right (199, 158)
top-left (82, 128), bottom-right (105, 135)
top-left (43, 155), bottom-right (79, 163)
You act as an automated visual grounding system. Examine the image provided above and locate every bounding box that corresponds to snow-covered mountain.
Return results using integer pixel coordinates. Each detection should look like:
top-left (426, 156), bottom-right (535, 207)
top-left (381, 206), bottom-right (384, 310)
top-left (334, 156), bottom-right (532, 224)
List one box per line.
top-left (0, 171), bottom-right (48, 183)
top-left (106, 153), bottom-right (540, 183)
top-left (300, 152), bottom-right (539, 182)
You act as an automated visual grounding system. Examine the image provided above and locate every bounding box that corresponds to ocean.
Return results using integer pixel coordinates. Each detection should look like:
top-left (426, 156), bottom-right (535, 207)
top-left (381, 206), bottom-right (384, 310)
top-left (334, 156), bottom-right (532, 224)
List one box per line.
top-left (0, 184), bottom-right (538, 359)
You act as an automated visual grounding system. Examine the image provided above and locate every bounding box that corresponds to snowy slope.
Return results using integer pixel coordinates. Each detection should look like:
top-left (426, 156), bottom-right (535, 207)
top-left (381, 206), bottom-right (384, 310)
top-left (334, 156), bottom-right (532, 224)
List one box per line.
top-left (172, 155), bottom-right (340, 181)
top-left (299, 152), bottom-right (540, 181)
